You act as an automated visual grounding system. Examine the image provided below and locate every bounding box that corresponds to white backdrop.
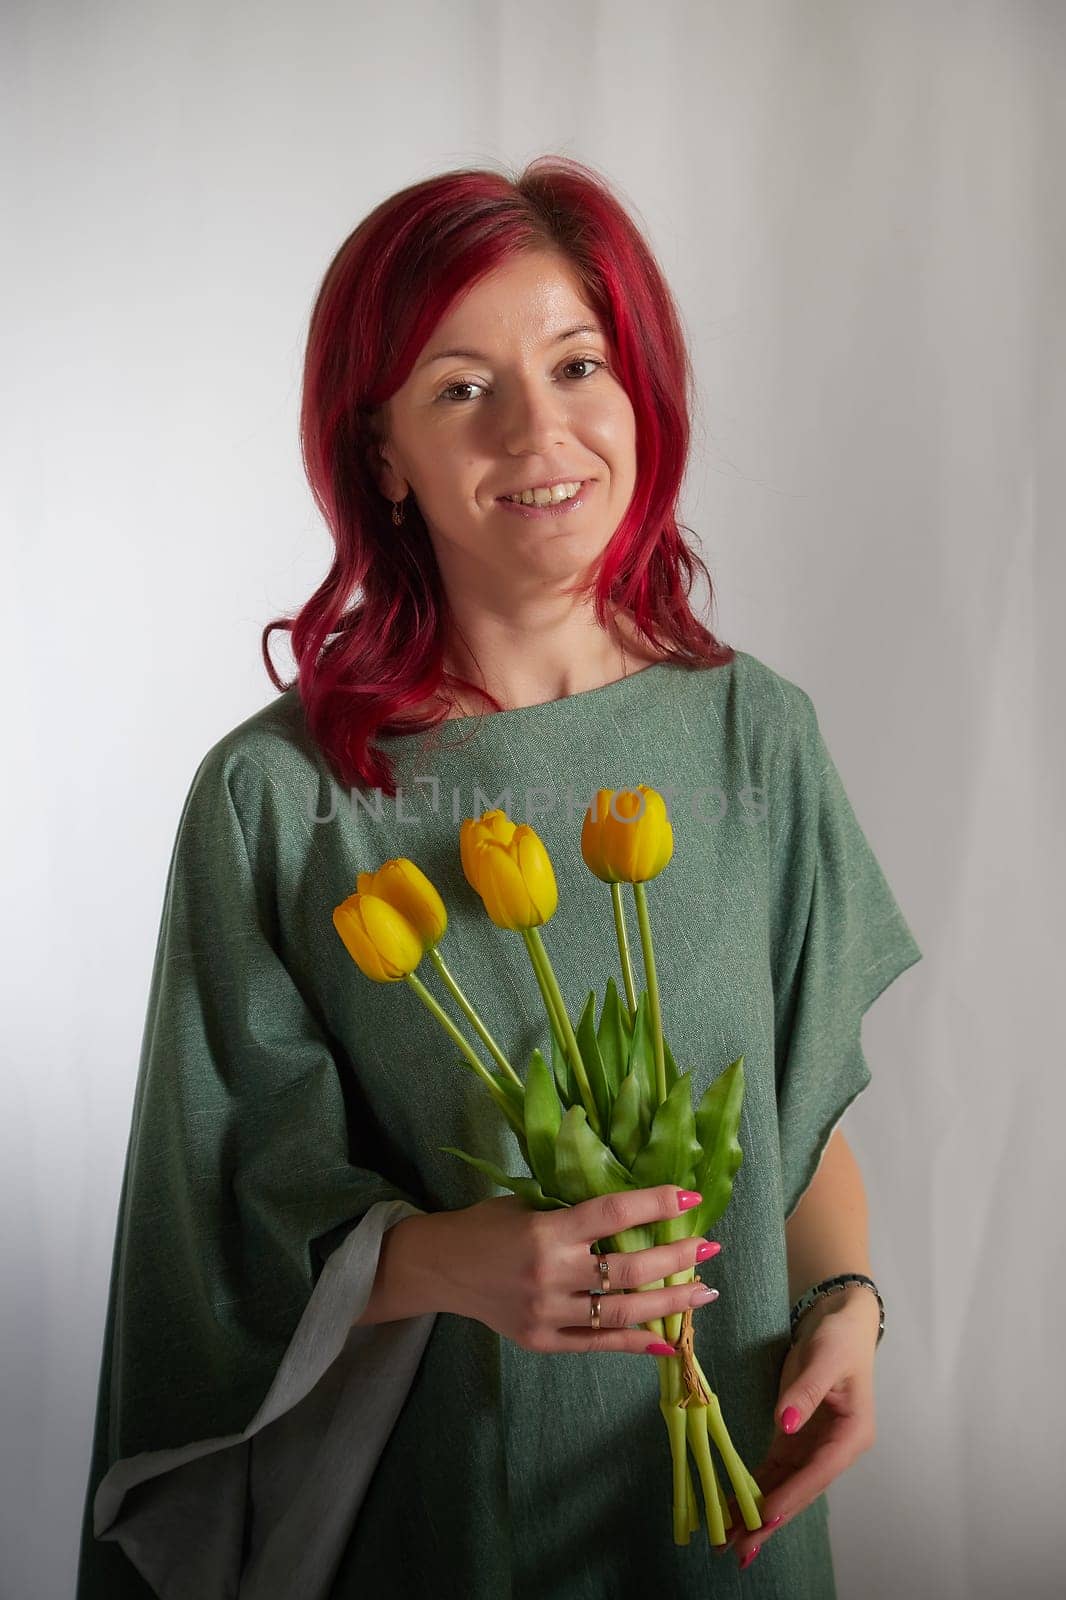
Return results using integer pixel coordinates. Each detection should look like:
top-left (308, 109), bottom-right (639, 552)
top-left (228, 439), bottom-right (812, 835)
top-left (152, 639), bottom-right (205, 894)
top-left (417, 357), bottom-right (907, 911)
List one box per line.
top-left (4, 2), bottom-right (1063, 1597)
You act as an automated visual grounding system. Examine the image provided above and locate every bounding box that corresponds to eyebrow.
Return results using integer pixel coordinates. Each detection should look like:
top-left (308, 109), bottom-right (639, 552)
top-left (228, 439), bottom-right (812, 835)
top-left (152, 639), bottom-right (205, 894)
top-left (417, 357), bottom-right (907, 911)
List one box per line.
top-left (417, 323), bottom-right (604, 369)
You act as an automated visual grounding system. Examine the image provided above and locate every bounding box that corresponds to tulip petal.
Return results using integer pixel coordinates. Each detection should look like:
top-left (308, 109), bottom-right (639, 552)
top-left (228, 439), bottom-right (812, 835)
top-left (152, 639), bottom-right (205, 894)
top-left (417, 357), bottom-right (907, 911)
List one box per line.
top-left (580, 790), bottom-right (618, 882)
top-left (461, 811), bottom-right (518, 897)
top-left (633, 787), bottom-right (674, 880)
top-left (375, 858), bottom-right (448, 947)
top-left (476, 841), bottom-right (531, 929)
top-left (513, 827), bottom-right (558, 923)
top-left (483, 809), bottom-right (517, 845)
top-left (333, 897), bottom-right (389, 982)
top-left (603, 789), bottom-right (643, 881)
top-left (357, 893), bottom-right (424, 978)
top-left (459, 819), bottom-right (483, 892)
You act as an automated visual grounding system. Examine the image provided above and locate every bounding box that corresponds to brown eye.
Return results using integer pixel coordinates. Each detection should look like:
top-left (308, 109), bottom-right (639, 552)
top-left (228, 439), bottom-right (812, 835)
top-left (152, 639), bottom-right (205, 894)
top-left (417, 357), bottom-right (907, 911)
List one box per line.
top-left (438, 380), bottom-right (484, 403)
top-left (436, 358), bottom-right (604, 404)
top-left (562, 358), bottom-right (605, 380)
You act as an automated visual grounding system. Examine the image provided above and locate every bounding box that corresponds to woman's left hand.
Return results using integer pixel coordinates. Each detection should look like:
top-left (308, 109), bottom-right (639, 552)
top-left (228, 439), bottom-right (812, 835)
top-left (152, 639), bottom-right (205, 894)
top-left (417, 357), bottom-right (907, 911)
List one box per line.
top-left (717, 1288), bottom-right (881, 1571)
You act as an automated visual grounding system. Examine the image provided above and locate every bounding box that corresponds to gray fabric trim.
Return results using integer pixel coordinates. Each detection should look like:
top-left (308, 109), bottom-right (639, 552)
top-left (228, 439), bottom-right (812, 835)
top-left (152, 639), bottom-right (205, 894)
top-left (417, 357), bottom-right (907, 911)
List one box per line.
top-left (93, 1199), bottom-right (438, 1599)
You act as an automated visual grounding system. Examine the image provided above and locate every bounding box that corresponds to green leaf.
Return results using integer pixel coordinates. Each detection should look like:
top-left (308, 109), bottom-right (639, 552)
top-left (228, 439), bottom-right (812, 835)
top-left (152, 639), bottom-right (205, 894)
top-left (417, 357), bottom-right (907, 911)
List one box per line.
top-left (630, 1072), bottom-right (702, 1191)
top-left (663, 1037), bottom-right (682, 1094)
top-left (492, 1068), bottom-right (526, 1115)
top-left (439, 1146), bottom-right (571, 1210)
top-left (596, 977), bottom-right (629, 1097)
top-left (609, 1069), bottom-right (645, 1168)
top-left (691, 1056), bottom-right (746, 1233)
top-left (617, 976), bottom-right (634, 1038)
top-left (552, 1105), bottom-right (637, 1206)
top-left (626, 991), bottom-right (658, 1111)
top-left (693, 1054), bottom-right (745, 1148)
top-left (550, 1025), bottom-right (575, 1107)
top-left (523, 1049), bottom-right (562, 1192)
top-left (576, 991), bottom-right (613, 1136)
top-left (452, 1056), bottom-right (526, 1148)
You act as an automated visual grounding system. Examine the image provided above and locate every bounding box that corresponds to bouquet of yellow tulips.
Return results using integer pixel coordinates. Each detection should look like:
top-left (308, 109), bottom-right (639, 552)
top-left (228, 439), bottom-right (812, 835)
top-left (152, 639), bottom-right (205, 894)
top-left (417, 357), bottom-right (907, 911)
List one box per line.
top-left (332, 787), bottom-right (767, 1548)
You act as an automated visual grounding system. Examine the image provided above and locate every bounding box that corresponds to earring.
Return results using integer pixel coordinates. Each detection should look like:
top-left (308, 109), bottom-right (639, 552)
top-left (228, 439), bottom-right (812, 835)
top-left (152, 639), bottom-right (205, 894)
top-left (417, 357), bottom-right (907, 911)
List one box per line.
top-left (391, 498), bottom-right (406, 526)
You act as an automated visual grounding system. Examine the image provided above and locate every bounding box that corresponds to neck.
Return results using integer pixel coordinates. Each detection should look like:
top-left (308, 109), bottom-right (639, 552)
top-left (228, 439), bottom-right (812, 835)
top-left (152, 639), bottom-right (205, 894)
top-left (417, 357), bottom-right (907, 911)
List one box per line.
top-left (440, 610), bottom-right (637, 716)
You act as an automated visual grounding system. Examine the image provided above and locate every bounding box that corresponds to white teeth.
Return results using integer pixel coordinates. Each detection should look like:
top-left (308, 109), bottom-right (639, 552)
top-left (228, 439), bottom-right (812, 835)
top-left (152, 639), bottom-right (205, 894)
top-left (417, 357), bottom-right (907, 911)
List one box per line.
top-left (505, 480), bottom-right (582, 506)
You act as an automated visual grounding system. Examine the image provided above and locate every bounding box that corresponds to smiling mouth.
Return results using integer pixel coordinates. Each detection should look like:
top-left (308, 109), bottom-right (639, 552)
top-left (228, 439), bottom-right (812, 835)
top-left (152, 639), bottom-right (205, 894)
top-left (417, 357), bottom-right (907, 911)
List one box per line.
top-left (497, 479), bottom-right (590, 506)
top-left (494, 479), bottom-right (596, 519)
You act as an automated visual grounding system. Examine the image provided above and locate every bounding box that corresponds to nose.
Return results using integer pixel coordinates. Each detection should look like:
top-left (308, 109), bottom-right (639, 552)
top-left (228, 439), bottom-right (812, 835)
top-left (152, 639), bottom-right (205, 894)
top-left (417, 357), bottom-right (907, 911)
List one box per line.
top-left (495, 371), bottom-right (571, 457)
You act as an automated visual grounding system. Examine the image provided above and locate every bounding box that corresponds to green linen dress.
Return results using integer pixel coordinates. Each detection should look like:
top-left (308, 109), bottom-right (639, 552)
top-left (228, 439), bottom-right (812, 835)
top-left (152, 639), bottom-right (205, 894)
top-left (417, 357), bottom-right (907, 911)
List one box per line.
top-left (75, 647), bottom-right (922, 1600)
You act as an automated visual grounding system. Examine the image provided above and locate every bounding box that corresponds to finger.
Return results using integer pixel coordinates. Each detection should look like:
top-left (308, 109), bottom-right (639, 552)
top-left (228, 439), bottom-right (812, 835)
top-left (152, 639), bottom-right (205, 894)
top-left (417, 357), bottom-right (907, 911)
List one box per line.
top-left (573, 1232), bottom-right (722, 1295)
top-left (558, 1276), bottom-right (720, 1333)
top-left (715, 1459), bottom-right (791, 1553)
top-left (766, 1426), bottom-right (865, 1514)
top-left (544, 1320), bottom-right (687, 1356)
top-left (729, 1432), bottom-right (865, 1560)
top-left (563, 1184), bottom-right (702, 1248)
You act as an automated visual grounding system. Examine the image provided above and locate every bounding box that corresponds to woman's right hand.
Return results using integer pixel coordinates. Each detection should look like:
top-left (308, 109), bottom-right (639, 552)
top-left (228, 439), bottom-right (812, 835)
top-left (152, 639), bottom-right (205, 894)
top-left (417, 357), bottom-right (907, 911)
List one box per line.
top-left (435, 1185), bottom-right (722, 1356)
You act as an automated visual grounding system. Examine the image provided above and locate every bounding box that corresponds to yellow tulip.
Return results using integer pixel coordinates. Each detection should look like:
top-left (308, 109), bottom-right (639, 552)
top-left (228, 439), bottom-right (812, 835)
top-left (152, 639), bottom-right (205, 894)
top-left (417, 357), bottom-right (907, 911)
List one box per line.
top-left (356, 858), bottom-right (447, 950)
top-left (332, 892), bottom-right (424, 982)
top-left (461, 810), bottom-right (558, 930)
top-left (459, 809), bottom-right (515, 894)
top-left (581, 785), bottom-right (674, 883)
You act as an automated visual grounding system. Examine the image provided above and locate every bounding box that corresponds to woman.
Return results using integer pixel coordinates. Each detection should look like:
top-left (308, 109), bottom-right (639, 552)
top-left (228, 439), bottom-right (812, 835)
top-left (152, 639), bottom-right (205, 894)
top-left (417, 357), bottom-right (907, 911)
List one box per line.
top-left (76, 157), bottom-right (921, 1599)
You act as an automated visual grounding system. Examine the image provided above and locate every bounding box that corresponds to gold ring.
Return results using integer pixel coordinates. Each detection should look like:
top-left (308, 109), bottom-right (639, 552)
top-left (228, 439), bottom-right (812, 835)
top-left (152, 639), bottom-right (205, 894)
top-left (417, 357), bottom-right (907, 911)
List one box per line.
top-left (589, 1253), bottom-right (610, 1326)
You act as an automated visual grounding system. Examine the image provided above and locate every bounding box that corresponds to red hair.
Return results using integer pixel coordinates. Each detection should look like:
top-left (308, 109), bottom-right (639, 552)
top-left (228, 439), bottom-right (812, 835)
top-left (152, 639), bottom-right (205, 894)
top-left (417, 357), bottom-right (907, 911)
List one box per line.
top-left (262, 155), bottom-right (735, 797)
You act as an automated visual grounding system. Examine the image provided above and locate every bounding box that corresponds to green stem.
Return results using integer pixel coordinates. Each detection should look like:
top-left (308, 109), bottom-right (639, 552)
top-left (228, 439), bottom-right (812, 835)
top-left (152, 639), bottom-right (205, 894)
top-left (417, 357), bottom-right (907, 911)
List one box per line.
top-left (701, 1387), bottom-right (764, 1533)
top-left (662, 1260), bottom-right (699, 1346)
top-left (610, 881), bottom-right (639, 1020)
top-left (658, 1356), bottom-right (692, 1545)
top-left (652, 1329), bottom-right (766, 1547)
top-left (404, 971), bottom-right (524, 1139)
top-left (635, 1277), bottom-right (670, 1347)
top-left (688, 1352), bottom-right (765, 1533)
top-left (632, 882), bottom-right (667, 1105)
top-left (685, 1403), bottom-right (727, 1546)
top-left (523, 927), bottom-right (601, 1137)
top-left (685, 1460), bottom-right (700, 1537)
top-left (523, 937), bottom-right (567, 1058)
top-left (641, 1273), bottom-right (763, 1539)
top-left (427, 947), bottom-right (523, 1090)
top-left (653, 1350), bottom-right (685, 1536)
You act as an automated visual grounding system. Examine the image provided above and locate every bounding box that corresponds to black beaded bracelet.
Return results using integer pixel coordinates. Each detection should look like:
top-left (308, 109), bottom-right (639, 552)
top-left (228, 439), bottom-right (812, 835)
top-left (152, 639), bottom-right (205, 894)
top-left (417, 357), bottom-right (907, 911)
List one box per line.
top-left (788, 1272), bottom-right (885, 1347)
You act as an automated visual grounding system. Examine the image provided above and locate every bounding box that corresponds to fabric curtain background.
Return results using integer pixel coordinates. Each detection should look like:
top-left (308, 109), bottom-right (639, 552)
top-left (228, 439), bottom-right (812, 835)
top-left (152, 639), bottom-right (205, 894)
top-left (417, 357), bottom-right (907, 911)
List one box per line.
top-left (5, 2), bottom-right (1062, 1597)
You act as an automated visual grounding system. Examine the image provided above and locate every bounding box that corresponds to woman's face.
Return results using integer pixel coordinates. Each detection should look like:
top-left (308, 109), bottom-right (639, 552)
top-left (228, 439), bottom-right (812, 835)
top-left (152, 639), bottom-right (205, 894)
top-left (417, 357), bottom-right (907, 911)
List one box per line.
top-left (374, 249), bottom-right (638, 599)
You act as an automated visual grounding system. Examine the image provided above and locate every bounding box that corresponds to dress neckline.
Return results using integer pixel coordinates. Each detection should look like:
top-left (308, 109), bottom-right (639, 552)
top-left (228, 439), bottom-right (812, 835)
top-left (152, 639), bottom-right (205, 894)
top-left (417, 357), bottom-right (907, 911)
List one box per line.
top-left (376, 657), bottom-right (681, 744)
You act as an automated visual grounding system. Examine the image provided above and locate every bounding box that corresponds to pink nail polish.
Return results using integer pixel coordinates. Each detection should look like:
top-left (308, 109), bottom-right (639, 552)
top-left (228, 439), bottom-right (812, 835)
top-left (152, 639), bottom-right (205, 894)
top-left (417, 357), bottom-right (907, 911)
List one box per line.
top-left (781, 1405), bottom-right (802, 1433)
top-left (695, 1240), bottom-right (721, 1262)
top-left (739, 1544), bottom-right (762, 1570)
top-left (645, 1341), bottom-right (678, 1356)
top-left (676, 1190), bottom-right (702, 1210)
top-left (765, 1515), bottom-right (782, 1529)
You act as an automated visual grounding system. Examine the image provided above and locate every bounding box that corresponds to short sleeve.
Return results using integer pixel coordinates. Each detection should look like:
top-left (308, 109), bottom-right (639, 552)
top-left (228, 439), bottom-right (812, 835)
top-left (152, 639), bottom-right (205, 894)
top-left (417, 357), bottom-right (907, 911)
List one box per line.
top-left (767, 688), bottom-right (923, 1222)
top-left (75, 743), bottom-right (438, 1600)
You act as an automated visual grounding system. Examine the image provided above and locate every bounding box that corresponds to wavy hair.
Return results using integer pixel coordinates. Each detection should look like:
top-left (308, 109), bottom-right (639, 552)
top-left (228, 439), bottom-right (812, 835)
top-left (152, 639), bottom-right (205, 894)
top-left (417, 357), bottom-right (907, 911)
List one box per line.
top-left (262, 155), bottom-right (735, 797)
